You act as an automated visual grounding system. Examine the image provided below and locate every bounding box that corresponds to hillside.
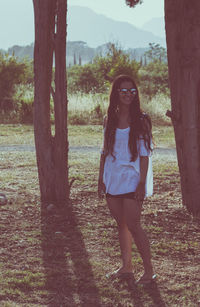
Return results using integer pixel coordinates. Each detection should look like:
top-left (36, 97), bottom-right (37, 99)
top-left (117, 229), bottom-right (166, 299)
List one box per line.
top-left (142, 17), bottom-right (165, 39)
top-left (1, 6), bottom-right (167, 65)
top-left (68, 6), bottom-right (166, 48)
top-left (0, 5), bottom-right (165, 53)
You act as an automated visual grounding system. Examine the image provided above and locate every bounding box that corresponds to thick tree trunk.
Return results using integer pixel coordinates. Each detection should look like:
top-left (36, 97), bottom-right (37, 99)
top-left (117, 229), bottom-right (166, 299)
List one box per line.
top-left (165, 0), bottom-right (200, 216)
top-left (33, 0), bottom-right (69, 205)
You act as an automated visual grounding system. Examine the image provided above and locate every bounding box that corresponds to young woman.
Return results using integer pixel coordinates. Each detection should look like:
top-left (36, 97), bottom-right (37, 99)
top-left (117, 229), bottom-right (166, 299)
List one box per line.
top-left (98, 74), bottom-right (155, 284)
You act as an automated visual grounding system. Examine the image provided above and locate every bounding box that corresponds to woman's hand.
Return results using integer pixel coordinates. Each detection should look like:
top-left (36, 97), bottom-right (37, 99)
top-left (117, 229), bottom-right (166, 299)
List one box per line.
top-left (98, 179), bottom-right (106, 199)
top-left (135, 182), bottom-right (145, 201)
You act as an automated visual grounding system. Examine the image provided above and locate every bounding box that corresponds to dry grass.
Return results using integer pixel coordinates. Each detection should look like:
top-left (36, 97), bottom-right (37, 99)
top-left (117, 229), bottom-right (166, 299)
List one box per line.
top-left (68, 93), bottom-right (108, 114)
top-left (67, 93), bottom-right (108, 125)
top-left (0, 125), bottom-right (34, 145)
top-left (0, 123), bottom-right (175, 149)
top-left (141, 93), bottom-right (171, 126)
top-left (67, 92), bottom-right (172, 126)
top-left (1, 90), bottom-right (172, 126)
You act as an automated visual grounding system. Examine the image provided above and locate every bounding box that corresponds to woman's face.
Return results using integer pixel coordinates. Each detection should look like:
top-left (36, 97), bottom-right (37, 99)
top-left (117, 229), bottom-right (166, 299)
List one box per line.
top-left (118, 81), bottom-right (136, 107)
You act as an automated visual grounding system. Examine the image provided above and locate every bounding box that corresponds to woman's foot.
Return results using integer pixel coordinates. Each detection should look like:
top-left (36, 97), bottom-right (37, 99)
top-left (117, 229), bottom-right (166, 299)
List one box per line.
top-left (136, 272), bottom-right (157, 285)
top-left (117, 265), bottom-right (133, 274)
top-left (106, 266), bottom-right (134, 279)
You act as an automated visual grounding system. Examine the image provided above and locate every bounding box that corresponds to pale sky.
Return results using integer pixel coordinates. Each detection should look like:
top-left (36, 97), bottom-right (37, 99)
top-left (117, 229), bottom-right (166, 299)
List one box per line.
top-left (0, 0), bottom-right (164, 50)
top-left (70, 0), bottom-right (164, 27)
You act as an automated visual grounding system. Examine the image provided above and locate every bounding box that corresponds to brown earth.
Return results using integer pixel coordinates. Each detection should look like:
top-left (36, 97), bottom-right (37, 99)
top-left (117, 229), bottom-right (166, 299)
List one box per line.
top-left (0, 166), bottom-right (200, 306)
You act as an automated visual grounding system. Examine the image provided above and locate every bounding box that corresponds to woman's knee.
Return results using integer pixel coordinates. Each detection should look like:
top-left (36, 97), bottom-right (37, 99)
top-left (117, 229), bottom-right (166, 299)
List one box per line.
top-left (107, 198), bottom-right (123, 223)
top-left (116, 218), bottom-right (127, 229)
top-left (126, 220), bottom-right (142, 236)
top-left (123, 200), bottom-right (142, 235)
top-left (109, 210), bottom-right (126, 227)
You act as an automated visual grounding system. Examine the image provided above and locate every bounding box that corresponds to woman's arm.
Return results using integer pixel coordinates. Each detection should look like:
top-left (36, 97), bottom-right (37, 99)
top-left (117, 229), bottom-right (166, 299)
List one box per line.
top-left (135, 113), bottom-right (152, 201)
top-left (139, 156), bottom-right (149, 184)
top-left (135, 156), bottom-right (149, 201)
top-left (98, 116), bottom-right (107, 198)
top-left (98, 153), bottom-right (105, 182)
top-left (98, 153), bottom-right (106, 198)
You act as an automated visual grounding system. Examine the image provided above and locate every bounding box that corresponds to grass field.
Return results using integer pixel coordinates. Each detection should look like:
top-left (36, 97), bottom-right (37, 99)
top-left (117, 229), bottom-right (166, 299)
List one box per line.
top-left (0, 123), bottom-right (175, 148)
top-left (0, 124), bottom-right (199, 306)
top-left (68, 92), bottom-right (172, 126)
top-left (0, 91), bottom-right (172, 127)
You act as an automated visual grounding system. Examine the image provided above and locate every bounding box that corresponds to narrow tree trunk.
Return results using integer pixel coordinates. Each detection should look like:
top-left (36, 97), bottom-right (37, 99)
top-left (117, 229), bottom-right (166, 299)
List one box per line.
top-left (165, 0), bottom-right (200, 216)
top-left (33, 0), bottom-right (69, 205)
top-left (53, 0), bottom-right (69, 203)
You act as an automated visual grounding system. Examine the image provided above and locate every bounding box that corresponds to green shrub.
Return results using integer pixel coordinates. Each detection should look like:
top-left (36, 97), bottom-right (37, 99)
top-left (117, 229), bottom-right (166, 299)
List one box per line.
top-left (14, 84), bottom-right (34, 124)
top-left (67, 43), bottom-right (140, 95)
top-left (0, 53), bottom-right (33, 112)
top-left (17, 99), bottom-right (33, 124)
top-left (140, 93), bottom-right (171, 126)
top-left (139, 60), bottom-right (169, 99)
top-left (67, 64), bottom-right (108, 94)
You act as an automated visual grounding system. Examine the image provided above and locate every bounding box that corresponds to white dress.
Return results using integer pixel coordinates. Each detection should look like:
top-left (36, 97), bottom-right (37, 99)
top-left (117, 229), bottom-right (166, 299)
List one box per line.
top-left (103, 127), bottom-right (153, 197)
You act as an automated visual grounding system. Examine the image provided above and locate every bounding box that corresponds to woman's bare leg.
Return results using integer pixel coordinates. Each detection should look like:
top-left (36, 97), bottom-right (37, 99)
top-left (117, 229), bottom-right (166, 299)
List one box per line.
top-left (107, 197), bottom-right (133, 272)
top-left (123, 199), bottom-right (153, 278)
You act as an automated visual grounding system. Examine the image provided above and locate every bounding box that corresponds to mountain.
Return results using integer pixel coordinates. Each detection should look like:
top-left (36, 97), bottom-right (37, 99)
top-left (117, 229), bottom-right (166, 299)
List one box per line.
top-left (0, 5), bottom-right (165, 52)
top-left (2, 5), bottom-right (166, 63)
top-left (142, 17), bottom-right (165, 39)
top-left (68, 6), bottom-right (166, 48)
top-left (0, 0), bottom-right (34, 50)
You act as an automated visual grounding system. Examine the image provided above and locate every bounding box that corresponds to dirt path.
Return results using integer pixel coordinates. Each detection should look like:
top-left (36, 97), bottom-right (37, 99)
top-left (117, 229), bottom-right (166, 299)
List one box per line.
top-left (0, 144), bottom-right (177, 159)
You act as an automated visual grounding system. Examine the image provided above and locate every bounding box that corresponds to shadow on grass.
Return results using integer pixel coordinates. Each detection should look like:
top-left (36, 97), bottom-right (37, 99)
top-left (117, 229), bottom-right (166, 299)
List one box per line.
top-left (142, 282), bottom-right (166, 307)
top-left (41, 201), bottom-right (101, 307)
top-left (124, 277), bottom-right (166, 307)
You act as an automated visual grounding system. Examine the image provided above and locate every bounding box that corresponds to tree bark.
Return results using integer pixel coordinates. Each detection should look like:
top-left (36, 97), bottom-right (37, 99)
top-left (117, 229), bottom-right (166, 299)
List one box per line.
top-left (33, 0), bottom-right (69, 205)
top-left (165, 0), bottom-right (200, 215)
top-left (53, 0), bottom-right (69, 203)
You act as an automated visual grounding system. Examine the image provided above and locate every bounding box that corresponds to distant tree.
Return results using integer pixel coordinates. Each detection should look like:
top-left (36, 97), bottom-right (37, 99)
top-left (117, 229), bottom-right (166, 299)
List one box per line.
top-left (126, 0), bottom-right (143, 6)
top-left (73, 52), bottom-right (77, 65)
top-left (67, 63), bottom-right (107, 94)
top-left (107, 55), bottom-right (140, 82)
top-left (79, 54), bottom-right (82, 66)
top-left (144, 55), bottom-right (147, 66)
top-left (8, 43), bottom-right (34, 60)
top-left (140, 56), bottom-right (143, 66)
top-left (67, 43), bottom-right (140, 94)
top-left (76, 65), bottom-right (99, 93)
top-left (144, 43), bottom-right (167, 63)
top-left (94, 42), bottom-right (140, 83)
top-left (140, 60), bottom-right (169, 98)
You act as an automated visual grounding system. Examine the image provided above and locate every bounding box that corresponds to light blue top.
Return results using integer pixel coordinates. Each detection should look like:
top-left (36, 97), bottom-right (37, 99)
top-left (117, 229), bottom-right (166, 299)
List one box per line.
top-left (103, 127), bottom-right (153, 196)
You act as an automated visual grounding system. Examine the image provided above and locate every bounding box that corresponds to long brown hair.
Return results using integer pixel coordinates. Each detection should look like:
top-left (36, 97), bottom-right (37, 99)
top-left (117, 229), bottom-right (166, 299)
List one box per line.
top-left (104, 74), bottom-right (152, 161)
